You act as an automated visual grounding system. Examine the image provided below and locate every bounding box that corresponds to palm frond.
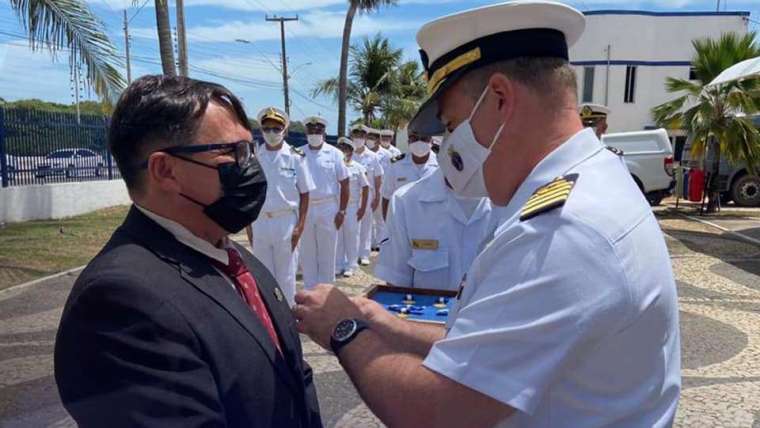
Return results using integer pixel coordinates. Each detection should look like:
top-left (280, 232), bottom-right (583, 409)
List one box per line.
top-left (10, 0), bottom-right (126, 102)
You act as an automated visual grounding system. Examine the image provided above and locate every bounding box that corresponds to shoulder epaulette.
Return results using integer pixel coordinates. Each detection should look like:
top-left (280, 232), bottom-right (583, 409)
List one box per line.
top-left (520, 174), bottom-right (579, 221)
top-left (291, 146), bottom-right (305, 157)
top-left (606, 146), bottom-right (624, 156)
top-left (390, 153), bottom-right (406, 164)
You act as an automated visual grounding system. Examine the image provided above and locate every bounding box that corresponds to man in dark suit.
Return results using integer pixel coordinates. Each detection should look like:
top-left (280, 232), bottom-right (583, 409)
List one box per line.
top-left (54, 75), bottom-right (322, 427)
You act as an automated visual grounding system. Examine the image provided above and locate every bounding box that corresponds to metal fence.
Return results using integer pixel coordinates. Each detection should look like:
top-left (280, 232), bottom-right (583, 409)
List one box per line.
top-left (0, 107), bottom-right (119, 187)
top-left (0, 106), bottom-right (340, 188)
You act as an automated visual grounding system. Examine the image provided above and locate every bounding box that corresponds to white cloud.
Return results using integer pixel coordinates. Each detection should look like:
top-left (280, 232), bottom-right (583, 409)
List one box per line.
top-left (131, 9), bottom-right (418, 43)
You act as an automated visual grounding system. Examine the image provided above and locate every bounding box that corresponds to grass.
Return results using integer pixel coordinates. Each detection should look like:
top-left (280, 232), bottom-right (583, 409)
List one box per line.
top-left (0, 205), bottom-right (130, 290)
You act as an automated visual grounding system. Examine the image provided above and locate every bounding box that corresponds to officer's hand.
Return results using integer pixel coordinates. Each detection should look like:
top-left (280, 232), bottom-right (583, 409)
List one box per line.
top-left (291, 225), bottom-right (303, 252)
top-left (334, 211), bottom-right (345, 230)
top-left (370, 198), bottom-right (379, 211)
top-left (356, 208), bottom-right (366, 221)
top-left (352, 296), bottom-right (399, 335)
top-left (293, 284), bottom-right (362, 350)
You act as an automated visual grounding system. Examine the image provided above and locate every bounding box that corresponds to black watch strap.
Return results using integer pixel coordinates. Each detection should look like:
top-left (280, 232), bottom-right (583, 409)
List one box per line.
top-left (330, 319), bottom-right (369, 355)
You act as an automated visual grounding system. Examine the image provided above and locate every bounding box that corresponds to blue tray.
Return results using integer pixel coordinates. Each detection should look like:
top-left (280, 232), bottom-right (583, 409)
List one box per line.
top-left (367, 285), bottom-right (457, 324)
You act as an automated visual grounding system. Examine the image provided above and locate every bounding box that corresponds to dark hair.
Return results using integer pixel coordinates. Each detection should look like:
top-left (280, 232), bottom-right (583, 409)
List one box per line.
top-left (109, 75), bottom-right (251, 191)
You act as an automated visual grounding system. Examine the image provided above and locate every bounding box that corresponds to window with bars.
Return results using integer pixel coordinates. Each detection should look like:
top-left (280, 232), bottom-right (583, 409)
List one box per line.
top-left (582, 67), bottom-right (595, 103)
top-left (624, 66), bottom-right (637, 103)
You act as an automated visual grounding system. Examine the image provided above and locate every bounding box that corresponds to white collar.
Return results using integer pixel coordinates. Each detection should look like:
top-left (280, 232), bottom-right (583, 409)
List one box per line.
top-left (135, 204), bottom-right (230, 265)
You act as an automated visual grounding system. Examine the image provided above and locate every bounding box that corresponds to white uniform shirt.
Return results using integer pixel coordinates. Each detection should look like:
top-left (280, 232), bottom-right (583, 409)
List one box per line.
top-left (380, 153), bottom-right (439, 200)
top-left (345, 159), bottom-right (370, 205)
top-left (353, 149), bottom-right (384, 182)
top-left (371, 146), bottom-right (393, 174)
top-left (303, 143), bottom-right (349, 201)
top-left (384, 144), bottom-right (402, 157)
top-left (375, 169), bottom-right (496, 291)
top-left (257, 142), bottom-right (315, 213)
top-left (423, 129), bottom-right (681, 427)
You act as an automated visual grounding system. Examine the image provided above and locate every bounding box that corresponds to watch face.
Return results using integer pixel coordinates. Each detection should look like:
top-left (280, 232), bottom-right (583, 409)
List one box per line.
top-left (333, 319), bottom-right (357, 342)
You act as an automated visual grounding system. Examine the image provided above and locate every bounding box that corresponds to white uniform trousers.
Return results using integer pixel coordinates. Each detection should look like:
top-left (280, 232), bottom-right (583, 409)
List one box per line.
top-left (371, 205), bottom-right (386, 248)
top-left (337, 201), bottom-right (361, 272)
top-left (251, 211), bottom-right (298, 306)
top-left (359, 200), bottom-right (373, 259)
top-left (299, 199), bottom-right (338, 289)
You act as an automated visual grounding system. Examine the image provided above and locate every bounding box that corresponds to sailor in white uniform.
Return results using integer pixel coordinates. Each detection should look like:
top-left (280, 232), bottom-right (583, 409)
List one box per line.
top-left (579, 103), bottom-right (611, 138)
top-left (380, 132), bottom-right (439, 219)
top-left (246, 107), bottom-right (314, 306)
top-left (376, 169), bottom-right (495, 291)
top-left (379, 129), bottom-right (402, 157)
top-left (299, 116), bottom-right (349, 289)
top-left (350, 124), bottom-right (384, 265)
top-left (293, 3), bottom-right (681, 427)
top-left (366, 128), bottom-right (392, 249)
top-left (335, 138), bottom-right (370, 278)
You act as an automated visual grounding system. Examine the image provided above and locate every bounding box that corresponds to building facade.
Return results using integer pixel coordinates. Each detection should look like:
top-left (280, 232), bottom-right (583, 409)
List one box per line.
top-left (571, 10), bottom-right (750, 140)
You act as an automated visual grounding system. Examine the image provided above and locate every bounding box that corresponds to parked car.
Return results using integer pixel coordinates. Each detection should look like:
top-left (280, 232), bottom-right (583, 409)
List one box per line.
top-left (681, 116), bottom-right (760, 207)
top-left (35, 148), bottom-right (105, 179)
top-left (602, 128), bottom-right (675, 206)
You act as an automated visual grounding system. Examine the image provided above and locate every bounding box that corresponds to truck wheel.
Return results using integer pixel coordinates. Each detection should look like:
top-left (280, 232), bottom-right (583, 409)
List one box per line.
top-left (731, 174), bottom-right (760, 207)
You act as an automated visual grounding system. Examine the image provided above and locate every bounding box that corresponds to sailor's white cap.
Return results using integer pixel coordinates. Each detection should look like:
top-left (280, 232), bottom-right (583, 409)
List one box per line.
top-left (409, 1), bottom-right (586, 135)
top-left (303, 115), bottom-right (328, 128)
top-left (257, 107), bottom-right (289, 128)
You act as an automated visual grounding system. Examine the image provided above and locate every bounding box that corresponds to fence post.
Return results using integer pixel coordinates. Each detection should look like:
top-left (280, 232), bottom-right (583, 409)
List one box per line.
top-left (0, 108), bottom-right (8, 188)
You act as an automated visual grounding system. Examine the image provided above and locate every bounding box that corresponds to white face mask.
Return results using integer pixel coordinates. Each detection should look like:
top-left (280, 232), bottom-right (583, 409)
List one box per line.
top-left (307, 134), bottom-right (323, 147)
top-left (366, 139), bottom-right (377, 150)
top-left (263, 131), bottom-right (283, 147)
top-left (438, 86), bottom-right (505, 198)
top-left (409, 140), bottom-right (431, 157)
top-left (352, 137), bottom-right (365, 151)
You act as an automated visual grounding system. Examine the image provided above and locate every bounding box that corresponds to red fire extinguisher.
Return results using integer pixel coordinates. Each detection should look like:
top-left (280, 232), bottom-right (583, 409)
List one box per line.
top-left (689, 169), bottom-right (705, 202)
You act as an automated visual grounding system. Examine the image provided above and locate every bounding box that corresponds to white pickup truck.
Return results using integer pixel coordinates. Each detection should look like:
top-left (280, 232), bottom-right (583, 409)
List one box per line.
top-left (602, 128), bottom-right (675, 206)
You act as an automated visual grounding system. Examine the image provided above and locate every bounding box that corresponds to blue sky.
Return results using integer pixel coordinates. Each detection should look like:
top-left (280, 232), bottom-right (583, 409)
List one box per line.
top-left (1, 0), bottom-right (759, 132)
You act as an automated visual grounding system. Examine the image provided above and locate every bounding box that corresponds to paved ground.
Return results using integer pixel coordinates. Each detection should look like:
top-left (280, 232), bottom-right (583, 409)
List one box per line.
top-left (2, 212), bottom-right (760, 427)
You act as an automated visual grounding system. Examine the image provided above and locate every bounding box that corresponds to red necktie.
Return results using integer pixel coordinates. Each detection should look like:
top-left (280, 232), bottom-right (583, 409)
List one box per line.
top-left (213, 248), bottom-right (282, 354)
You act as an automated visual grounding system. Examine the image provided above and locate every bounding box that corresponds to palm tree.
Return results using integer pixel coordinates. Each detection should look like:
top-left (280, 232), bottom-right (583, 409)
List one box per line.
top-left (381, 60), bottom-right (426, 130)
top-left (653, 32), bottom-right (760, 212)
top-left (337, 0), bottom-right (397, 137)
top-left (9, 0), bottom-right (126, 102)
top-left (314, 34), bottom-right (402, 124)
top-left (153, 0), bottom-right (176, 77)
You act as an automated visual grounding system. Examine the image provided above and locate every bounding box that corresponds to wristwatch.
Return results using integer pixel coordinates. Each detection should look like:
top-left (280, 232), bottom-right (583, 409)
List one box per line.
top-left (330, 319), bottom-right (369, 355)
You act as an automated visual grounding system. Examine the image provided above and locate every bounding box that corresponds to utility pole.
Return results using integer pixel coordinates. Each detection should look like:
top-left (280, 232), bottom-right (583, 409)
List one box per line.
top-left (176, 0), bottom-right (188, 77)
top-left (123, 10), bottom-right (132, 84)
top-left (266, 15), bottom-right (298, 115)
top-left (716, 0), bottom-right (721, 11)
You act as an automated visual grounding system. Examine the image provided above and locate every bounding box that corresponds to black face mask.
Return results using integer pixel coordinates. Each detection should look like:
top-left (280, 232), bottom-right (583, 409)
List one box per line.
top-left (174, 156), bottom-right (268, 234)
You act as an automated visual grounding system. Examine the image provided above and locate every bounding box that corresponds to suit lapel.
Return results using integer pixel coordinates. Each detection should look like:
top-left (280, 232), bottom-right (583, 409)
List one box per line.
top-left (119, 207), bottom-right (301, 395)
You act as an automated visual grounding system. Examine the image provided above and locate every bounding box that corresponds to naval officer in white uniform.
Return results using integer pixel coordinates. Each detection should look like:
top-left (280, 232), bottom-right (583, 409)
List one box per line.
top-left (335, 137), bottom-right (370, 278)
top-left (376, 169), bottom-right (495, 291)
top-left (380, 132), bottom-right (438, 219)
top-left (246, 107), bottom-right (314, 306)
top-left (299, 116), bottom-right (349, 289)
top-left (294, 2), bottom-right (681, 427)
top-left (350, 124), bottom-right (384, 265)
top-left (379, 129), bottom-right (402, 157)
top-left (365, 128), bottom-right (392, 249)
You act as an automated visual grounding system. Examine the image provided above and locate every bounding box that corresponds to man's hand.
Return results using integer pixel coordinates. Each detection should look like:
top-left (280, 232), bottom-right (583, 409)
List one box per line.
top-left (334, 211), bottom-right (345, 230)
top-left (352, 297), bottom-right (400, 334)
top-left (291, 224), bottom-right (304, 252)
top-left (357, 207), bottom-right (366, 221)
top-left (293, 284), bottom-right (363, 350)
top-left (371, 197), bottom-right (379, 212)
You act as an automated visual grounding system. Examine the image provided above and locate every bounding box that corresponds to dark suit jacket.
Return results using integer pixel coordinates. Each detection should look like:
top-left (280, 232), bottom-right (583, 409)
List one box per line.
top-left (55, 206), bottom-right (322, 428)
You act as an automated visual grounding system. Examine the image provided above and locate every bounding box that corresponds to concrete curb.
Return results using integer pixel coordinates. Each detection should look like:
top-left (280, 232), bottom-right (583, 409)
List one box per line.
top-left (678, 213), bottom-right (760, 248)
top-left (0, 265), bottom-right (86, 296)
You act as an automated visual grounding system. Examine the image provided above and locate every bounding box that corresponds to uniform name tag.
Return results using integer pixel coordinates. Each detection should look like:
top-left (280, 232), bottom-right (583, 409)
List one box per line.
top-left (411, 239), bottom-right (439, 250)
top-left (397, 177), bottom-right (408, 182)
